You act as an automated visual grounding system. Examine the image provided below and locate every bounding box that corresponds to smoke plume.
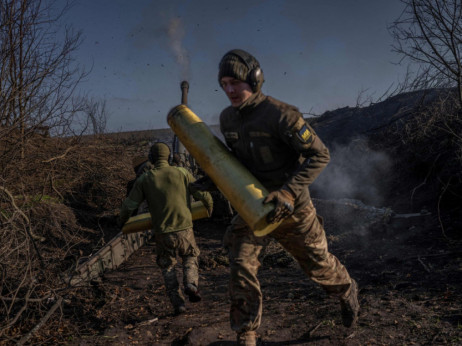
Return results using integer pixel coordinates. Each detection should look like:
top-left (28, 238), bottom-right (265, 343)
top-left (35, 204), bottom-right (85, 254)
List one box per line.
top-left (167, 17), bottom-right (190, 81)
top-left (129, 4), bottom-right (190, 82)
top-left (311, 138), bottom-right (392, 207)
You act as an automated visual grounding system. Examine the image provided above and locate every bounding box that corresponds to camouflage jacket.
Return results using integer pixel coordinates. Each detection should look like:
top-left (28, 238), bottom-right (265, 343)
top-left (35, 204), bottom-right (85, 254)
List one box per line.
top-left (219, 91), bottom-right (330, 211)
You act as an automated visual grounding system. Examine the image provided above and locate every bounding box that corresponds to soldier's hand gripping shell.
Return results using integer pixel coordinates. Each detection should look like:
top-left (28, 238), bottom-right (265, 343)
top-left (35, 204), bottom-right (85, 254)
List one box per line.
top-left (263, 189), bottom-right (295, 223)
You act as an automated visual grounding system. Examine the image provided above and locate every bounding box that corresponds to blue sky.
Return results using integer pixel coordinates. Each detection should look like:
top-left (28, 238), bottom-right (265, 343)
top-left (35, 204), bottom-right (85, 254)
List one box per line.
top-left (64, 0), bottom-right (408, 132)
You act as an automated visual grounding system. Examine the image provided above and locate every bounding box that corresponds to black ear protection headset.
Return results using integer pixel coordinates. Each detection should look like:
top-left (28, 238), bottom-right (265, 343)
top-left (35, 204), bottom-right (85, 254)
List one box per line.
top-left (220, 49), bottom-right (264, 92)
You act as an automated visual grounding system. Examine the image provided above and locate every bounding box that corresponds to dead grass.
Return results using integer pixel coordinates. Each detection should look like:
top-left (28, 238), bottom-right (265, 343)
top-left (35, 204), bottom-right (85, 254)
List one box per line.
top-left (0, 135), bottom-right (138, 343)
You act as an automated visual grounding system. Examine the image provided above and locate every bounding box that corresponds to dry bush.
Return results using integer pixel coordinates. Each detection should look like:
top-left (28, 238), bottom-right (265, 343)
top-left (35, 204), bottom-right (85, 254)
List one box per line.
top-left (0, 134), bottom-right (135, 343)
top-left (400, 93), bottom-right (461, 184)
top-left (377, 91), bottom-right (462, 237)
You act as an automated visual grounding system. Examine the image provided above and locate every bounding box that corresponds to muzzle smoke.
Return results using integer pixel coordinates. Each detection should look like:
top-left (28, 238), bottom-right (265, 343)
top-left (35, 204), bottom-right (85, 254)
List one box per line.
top-left (167, 17), bottom-right (190, 81)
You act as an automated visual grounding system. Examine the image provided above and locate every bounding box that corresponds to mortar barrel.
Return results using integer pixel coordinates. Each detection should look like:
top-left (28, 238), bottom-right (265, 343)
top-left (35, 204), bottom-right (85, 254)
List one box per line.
top-left (181, 81), bottom-right (189, 105)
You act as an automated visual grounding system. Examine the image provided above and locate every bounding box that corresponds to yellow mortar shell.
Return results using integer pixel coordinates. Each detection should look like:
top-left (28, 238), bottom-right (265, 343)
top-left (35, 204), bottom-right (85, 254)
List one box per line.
top-left (122, 201), bottom-right (209, 235)
top-left (167, 104), bottom-right (281, 236)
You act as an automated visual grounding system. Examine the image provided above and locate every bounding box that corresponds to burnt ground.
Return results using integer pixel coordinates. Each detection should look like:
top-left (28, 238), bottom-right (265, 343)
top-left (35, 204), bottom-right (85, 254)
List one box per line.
top-left (69, 207), bottom-right (462, 345)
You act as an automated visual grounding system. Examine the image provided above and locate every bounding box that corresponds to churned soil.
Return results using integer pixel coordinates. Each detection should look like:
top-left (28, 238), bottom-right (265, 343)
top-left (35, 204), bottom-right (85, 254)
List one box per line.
top-left (69, 213), bottom-right (462, 345)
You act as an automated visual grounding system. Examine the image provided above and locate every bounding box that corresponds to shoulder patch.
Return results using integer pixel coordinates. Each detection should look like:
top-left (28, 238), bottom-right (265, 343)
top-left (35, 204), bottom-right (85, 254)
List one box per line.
top-left (297, 125), bottom-right (312, 143)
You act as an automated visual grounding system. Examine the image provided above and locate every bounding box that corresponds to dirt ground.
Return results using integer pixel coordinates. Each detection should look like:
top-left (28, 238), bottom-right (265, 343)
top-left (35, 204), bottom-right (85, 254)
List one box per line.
top-left (67, 206), bottom-right (462, 345)
top-left (2, 129), bottom-right (461, 345)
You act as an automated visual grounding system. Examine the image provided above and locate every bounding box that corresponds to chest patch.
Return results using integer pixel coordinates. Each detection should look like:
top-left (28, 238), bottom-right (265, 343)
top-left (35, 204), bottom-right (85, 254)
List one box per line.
top-left (249, 131), bottom-right (271, 138)
top-left (224, 132), bottom-right (239, 141)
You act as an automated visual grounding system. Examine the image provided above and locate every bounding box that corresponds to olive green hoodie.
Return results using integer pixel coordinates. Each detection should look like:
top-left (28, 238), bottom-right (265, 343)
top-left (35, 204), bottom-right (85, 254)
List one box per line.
top-left (119, 160), bottom-right (213, 234)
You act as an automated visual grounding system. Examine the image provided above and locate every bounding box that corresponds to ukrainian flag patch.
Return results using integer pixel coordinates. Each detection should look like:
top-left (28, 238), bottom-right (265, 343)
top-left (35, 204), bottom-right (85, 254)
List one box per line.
top-left (298, 125), bottom-right (312, 143)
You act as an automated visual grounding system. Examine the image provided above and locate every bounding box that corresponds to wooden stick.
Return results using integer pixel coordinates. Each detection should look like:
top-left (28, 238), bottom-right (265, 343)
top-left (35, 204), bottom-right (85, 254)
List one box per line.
top-left (17, 296), bottom-right (63, 345)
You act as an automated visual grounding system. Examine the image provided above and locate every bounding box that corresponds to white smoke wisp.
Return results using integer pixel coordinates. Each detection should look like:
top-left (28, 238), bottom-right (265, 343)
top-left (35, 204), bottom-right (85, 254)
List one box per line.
top-left (311, 138), bottom-right (393, 207)
top-left (167, 17), bottom-right (190, 81)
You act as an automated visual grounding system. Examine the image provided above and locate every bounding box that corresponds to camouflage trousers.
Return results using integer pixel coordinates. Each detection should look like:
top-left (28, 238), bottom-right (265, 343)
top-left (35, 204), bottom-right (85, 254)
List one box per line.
top-left (155, 228), bottom-right (200, 309)
top-left (223, 200), bottom-right (353, 333)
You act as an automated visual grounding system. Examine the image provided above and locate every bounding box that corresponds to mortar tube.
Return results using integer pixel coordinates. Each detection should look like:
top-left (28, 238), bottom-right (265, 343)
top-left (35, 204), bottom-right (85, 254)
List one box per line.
top-left (181, 81), bottom-right (189, 105)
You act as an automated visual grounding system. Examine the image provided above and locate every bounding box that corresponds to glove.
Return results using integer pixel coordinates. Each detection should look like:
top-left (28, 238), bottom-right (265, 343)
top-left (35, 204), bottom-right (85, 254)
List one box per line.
top-left (263, 188), bottom-right (295, 224)
top-left (190, 175), bottom-right (217, 192)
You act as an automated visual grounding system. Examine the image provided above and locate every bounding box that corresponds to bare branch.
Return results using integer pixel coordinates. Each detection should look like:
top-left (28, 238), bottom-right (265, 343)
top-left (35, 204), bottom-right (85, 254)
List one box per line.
top-left (389, 0), bottom-right (462, 105)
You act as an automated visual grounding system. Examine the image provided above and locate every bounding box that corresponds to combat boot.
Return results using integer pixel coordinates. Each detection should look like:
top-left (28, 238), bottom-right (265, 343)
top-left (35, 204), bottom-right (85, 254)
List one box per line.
top-left (237, 331), bottom-right (257, 346)
top-left (340, 279), bottom-right (359, 327)
top-left (185, 284), bottom-right (202, 303)
top-left (169, 293), bottom-right (187, 316)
